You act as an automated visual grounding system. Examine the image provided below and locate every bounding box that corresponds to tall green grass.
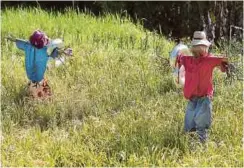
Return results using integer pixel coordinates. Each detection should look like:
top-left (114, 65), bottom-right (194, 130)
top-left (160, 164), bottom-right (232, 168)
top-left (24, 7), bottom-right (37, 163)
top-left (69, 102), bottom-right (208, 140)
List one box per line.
top-left (1, 7), bottom-right (243, 167)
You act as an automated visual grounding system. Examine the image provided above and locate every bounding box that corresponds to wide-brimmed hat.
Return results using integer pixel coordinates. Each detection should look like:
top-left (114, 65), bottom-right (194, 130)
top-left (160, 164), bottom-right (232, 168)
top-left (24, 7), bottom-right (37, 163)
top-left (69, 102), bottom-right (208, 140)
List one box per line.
top-left (191, 31), bottom-right (211, 47)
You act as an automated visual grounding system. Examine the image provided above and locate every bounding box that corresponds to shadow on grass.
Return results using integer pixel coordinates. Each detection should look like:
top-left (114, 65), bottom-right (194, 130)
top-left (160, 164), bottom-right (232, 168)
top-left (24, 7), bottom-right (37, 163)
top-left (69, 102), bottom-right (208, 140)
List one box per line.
top-left (12, 84), bottom-right (29, 106)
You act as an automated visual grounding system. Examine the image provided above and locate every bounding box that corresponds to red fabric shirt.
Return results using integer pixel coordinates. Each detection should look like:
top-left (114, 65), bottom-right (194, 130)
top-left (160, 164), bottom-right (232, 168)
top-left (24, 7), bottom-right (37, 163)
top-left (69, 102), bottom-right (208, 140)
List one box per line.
top-left (180, 54), bottom-right (226, 99)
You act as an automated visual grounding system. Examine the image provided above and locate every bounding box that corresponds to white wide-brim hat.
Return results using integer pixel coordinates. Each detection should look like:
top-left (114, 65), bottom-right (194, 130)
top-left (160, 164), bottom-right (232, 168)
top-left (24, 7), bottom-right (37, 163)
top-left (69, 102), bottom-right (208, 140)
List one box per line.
top-left (191, 31), bottom-right (211, 47)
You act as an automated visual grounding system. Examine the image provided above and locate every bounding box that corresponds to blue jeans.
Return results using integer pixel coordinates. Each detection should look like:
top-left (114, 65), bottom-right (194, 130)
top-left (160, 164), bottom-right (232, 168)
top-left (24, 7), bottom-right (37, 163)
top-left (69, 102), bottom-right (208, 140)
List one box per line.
top-left (184, 96), bottom-right (212, 142)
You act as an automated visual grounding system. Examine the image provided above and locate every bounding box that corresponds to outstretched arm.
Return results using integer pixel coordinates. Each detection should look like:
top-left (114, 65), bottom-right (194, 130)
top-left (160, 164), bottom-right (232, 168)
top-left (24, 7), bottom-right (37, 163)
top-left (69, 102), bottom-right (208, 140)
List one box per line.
top-left (6, 36), bottom-right (28, 50)
top-left (220, 61), bottom-right (229, 72)
top-left (49, 48), bottom-right (59, 58)
top-left (49, 47), bottom-right (72, 58)
top-left (15, 39), bottom-right (28, 50)
top-left (5, 35), bottom-right (28, 51)
top-left (5, 36), bottom-right (16, 42)
top-left (210, 56), bottom-right (228, 72)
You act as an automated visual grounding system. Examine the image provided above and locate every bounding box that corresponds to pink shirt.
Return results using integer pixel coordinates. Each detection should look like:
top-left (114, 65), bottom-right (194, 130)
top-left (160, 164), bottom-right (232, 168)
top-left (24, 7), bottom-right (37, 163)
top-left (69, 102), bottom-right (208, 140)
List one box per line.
top-left (180, 54), bottom-right (226, 99)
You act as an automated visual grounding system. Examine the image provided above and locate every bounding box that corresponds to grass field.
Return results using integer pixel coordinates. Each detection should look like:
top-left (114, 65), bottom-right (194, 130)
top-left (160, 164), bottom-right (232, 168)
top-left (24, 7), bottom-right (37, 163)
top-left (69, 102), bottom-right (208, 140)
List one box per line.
top-left (1, 7), bottom-right (243, 167)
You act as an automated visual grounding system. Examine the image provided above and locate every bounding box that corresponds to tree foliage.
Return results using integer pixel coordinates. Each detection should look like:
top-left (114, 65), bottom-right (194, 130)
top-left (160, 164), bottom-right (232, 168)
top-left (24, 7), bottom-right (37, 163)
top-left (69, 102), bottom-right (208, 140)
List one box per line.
top-left (2, 1), bottom-right (243, 42)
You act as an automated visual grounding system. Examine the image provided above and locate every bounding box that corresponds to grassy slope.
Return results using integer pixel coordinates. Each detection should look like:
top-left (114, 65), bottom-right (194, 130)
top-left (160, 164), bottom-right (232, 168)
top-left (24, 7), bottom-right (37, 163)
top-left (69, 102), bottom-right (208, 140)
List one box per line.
top-left (1, 8), bottom-right (243, 167)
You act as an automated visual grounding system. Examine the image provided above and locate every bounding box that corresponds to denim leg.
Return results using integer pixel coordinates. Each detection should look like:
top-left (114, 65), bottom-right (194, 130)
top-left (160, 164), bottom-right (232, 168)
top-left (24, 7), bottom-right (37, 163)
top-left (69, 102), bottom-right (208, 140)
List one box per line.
top-left (194, 97), bottom-right (212, 142)
top-left (184, 99), bottom-right (197, 132)
top-left (196, 128), bottom-right (207, 143)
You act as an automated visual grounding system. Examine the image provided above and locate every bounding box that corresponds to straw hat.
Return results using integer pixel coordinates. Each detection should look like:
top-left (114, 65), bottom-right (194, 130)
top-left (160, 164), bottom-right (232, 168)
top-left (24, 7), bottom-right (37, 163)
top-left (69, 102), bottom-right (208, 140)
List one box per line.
top-left (191, 31), bottom-right (211, 47)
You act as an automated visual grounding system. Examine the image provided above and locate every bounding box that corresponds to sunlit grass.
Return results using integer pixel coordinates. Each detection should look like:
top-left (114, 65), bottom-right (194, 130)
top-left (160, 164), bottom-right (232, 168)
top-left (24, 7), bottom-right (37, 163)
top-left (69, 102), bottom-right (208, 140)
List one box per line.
top-left (1, 7), bottom-right (243, 167)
